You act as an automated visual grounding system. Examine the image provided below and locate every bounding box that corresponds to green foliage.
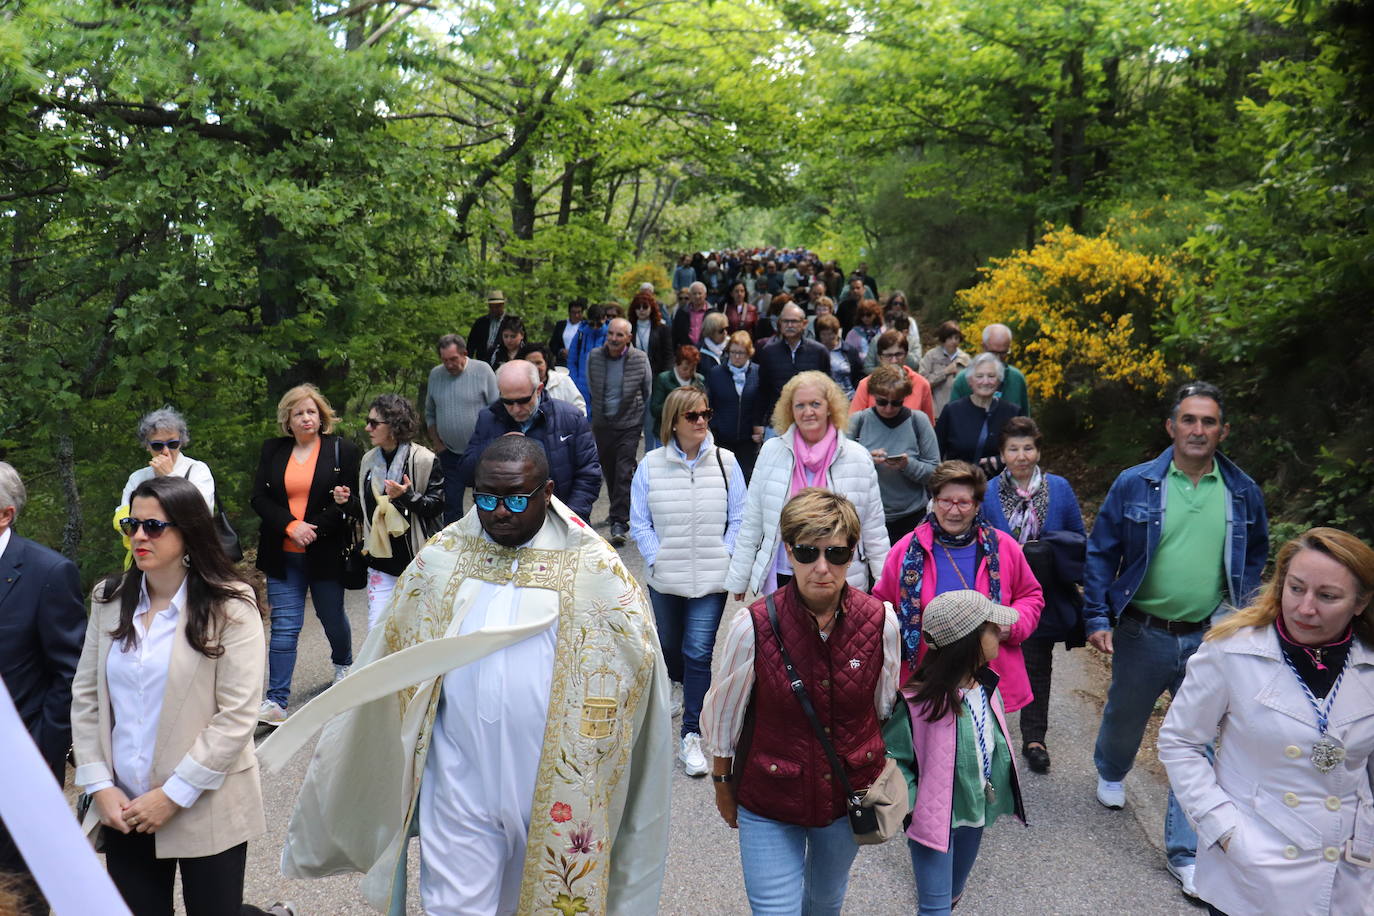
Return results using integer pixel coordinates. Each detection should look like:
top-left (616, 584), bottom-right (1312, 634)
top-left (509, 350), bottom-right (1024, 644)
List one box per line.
top-left (615, 262), bottom-right (671, 301)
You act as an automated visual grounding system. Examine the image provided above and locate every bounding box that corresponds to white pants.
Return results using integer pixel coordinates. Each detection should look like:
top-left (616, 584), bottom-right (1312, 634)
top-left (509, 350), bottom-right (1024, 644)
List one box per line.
top-left (366, 569), bottom-right (398, 631)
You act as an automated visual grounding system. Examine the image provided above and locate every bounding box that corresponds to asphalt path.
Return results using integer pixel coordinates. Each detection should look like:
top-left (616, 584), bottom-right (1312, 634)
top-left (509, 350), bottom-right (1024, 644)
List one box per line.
top-left (236, 484), bottom-right (1206, 915)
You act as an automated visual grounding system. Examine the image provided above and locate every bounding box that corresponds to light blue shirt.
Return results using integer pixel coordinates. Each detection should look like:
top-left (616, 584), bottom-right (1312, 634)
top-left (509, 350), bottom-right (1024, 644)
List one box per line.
top-left (629, 434), bottom-right (747, 567)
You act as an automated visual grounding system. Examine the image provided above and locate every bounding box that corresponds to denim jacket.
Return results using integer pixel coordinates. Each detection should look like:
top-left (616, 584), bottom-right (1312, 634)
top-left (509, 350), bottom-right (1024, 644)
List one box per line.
top-left (1082, 447), bottom-right (1268, 635)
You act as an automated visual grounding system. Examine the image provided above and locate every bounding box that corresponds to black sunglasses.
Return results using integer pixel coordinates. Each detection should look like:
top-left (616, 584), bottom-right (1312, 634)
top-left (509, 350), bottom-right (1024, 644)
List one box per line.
top-left (872, 396), bottom-right (902, 408)
top-left (790, 543), bottom-right (854, 566)
top-left (500, 392), bottom-right (536, 406)
top-left (683, 409), bottom-right (713, 423)
top-left (119, 517), bottom-right (178, 538)
top-left (147, 439), bottom-right (182, 452)
top-left (365, 417), bottom-right (386, 429)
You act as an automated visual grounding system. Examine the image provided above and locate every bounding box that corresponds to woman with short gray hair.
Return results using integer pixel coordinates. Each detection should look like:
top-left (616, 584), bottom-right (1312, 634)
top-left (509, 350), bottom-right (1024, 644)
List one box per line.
top-left (935, 353), bottom-right (1024, 475)
top-left (119, 407), bottom-right (215, 513)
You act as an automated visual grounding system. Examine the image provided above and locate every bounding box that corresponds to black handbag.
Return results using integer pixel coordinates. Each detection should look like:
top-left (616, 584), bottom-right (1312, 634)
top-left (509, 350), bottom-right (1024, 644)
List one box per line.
top-left (181, 466), bottom-right (242, 562)
top-left (334, 438), bottom-right (367, 590)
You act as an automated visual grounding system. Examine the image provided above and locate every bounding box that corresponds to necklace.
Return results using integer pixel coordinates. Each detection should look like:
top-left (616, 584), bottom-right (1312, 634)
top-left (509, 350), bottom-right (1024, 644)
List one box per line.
top-left (1279, 647), bottom-right (1348, 773)
top-left (963, 687), bottom-right (996, 804)
top-left (938, 543), bottom-right (974, 590)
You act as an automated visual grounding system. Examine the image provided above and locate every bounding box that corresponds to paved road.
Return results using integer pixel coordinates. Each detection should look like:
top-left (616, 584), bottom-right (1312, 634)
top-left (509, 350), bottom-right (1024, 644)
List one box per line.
top-left (240, 487), bottom-right (1206, 915)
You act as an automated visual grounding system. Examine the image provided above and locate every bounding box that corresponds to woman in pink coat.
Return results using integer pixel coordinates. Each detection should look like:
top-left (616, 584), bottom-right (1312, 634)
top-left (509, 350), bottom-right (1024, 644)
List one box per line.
top-left (872, 460), bottom-right (1044, 711)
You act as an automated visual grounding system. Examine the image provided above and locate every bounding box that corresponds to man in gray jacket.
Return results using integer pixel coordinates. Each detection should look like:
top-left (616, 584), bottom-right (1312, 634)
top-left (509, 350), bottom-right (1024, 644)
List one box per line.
top-left (587, 318), bottom-right (651, 545)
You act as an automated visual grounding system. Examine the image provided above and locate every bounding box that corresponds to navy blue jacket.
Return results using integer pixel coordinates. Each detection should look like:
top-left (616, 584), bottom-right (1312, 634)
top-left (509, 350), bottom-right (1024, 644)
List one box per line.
top-left (705, 362), bottom-right (761, 443)
top-left (0, 533), bottom-right (85, 780)
top-left (753, 338), bottom-right (830, 427)
top-left (460, 394), bottom-right (602, 521)
top-left (1083, 446), bottom-right (1268, 635)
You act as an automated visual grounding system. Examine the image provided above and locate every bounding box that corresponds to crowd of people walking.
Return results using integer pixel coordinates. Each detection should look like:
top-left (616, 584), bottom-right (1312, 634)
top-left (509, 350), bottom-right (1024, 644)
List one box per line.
top-left (0, 245), bottom-right (1370, 916)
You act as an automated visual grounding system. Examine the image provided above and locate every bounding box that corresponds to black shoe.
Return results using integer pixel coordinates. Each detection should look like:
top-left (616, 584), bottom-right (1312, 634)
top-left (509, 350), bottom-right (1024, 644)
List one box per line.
top-left (609, 523), bottom-right (627, 547)
top-left (1024, 743), bottom-right (1051, 773)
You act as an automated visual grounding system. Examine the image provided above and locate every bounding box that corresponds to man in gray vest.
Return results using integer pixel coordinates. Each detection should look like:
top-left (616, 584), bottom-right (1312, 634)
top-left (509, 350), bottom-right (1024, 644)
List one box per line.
top-left (587, 318), bottom-right (651, 546)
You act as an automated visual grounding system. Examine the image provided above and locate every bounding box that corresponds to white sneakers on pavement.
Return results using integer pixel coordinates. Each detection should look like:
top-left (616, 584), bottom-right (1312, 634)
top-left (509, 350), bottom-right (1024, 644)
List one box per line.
top-left (670, 681), bottom-right (684, 718)
top-left (258, 699), bottom-right (287, 726)
top-left (679, 733), bottom-right (708, 777)
top-left (333, 664), bottom-right (351, 684)
top-left (1166, 861), bottom-right (1199, 899)
top-left (1096, 776), bottom-right (1125, 809)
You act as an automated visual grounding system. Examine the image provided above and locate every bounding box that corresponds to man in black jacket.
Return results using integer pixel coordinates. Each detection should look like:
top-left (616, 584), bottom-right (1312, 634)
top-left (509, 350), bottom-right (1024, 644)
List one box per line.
top-left (753, 303), bottom-right (830, 438)
top-left (460, 361), bottom-right (602, 521)
top-left (0, 461), bottom-right (85, 914)
top-left (466, 290), bottom-right (508, 364)
top-left (547, 298), bottom-right (586, 368)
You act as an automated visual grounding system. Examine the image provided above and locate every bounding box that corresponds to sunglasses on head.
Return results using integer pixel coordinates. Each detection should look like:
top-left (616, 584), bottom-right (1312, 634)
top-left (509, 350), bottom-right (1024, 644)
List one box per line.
top-left (790, 543), bottom-right (855, 566)
top-left (473, 482), bottom-right (548, 514)
top-left (119, 517), bottom-right (178, 538)
top-left (147, 439), bottom-right (182, 452)
top-left (500, 392), bottom-right (536, 406)
top-left (872, 396), bottom-right (902, 408)
top-left (683, 409), bottom-right (713, 423)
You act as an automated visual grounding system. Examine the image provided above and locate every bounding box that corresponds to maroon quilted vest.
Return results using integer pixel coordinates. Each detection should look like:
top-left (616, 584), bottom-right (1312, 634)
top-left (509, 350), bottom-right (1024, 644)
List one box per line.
top-left (736, 583), bottom-right (888, 827)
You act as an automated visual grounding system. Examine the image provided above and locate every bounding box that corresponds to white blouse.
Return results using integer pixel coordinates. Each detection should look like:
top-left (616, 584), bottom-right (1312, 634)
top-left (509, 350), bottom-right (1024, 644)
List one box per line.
top-left (81, 577), bottom-right (217, 808)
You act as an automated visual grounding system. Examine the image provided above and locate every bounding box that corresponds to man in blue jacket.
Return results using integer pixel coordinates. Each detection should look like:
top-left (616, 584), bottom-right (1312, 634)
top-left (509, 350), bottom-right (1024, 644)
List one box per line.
top-left (1083, 381), bottom-right (1268, 901)
top-left (460, 361), bottom-right (601, 521)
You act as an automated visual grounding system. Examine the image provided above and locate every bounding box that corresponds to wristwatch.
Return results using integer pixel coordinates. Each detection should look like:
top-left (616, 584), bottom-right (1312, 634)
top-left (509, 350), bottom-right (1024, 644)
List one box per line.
top-left (712, 773), bottom-right (734, 784)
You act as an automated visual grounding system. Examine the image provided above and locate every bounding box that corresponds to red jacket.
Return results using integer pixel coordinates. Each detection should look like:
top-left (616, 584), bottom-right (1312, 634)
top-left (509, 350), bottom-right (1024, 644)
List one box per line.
top-left (736, 584), bottom-right (888, 827)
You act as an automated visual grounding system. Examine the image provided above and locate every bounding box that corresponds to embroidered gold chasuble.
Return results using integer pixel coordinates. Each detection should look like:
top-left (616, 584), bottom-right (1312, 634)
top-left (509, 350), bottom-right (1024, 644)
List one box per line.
top-left (263, 499), bottom-right (672, 915)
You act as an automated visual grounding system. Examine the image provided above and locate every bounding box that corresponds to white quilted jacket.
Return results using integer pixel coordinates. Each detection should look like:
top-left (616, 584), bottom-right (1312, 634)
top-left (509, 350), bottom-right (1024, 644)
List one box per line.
top-left (724, 426), bottom-right (890, 595)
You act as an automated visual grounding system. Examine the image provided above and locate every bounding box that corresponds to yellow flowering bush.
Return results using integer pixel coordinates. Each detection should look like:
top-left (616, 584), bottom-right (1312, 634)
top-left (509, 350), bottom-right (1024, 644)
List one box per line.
top-left (956, 226), bottom-right (1178, 404)
top-left (615, 262), bottom-right (671, 301)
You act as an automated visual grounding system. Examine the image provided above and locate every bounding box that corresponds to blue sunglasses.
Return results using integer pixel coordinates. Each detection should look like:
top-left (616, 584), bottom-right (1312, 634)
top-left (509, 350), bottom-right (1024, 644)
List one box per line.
top-left (473, 482), bottom-right (548, 514)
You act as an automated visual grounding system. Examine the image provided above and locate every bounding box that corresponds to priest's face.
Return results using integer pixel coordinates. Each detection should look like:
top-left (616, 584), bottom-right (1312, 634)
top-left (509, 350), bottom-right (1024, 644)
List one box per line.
top-left (475, 458), bottom-right (553, 547)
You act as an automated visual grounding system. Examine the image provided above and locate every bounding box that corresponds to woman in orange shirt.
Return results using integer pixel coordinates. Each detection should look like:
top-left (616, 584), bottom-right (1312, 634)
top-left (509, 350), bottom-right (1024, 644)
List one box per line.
top-left (249, 384), bottom-right (360, 725)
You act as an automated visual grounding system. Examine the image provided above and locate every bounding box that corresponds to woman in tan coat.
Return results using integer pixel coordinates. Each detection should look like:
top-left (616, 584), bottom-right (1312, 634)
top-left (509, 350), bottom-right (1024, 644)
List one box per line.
top-left (72, 475), bottom-right (280, 916)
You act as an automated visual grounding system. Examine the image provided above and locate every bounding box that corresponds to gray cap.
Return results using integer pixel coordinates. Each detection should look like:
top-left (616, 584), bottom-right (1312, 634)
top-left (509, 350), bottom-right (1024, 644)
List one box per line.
top-left (922, 589), bottom-right (1019, 649)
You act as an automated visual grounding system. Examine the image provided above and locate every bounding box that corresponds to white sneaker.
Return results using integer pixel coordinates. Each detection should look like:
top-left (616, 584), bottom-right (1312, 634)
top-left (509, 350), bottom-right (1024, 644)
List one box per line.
top-left (1166, 861), bottom-right (1199, 899)
top-left (670, 681), bottom-right (684, 718)
top-left (258, 699), bottom-right (287, 726)
top-left (679, 733), bottom-right (708, 777)
top-left (333, 664), bottom-right (351, 684)
top-left (1096, 777), bottom-right (1126, 809)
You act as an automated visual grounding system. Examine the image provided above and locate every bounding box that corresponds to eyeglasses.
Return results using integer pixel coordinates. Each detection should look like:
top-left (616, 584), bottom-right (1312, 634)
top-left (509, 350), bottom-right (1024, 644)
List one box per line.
top-left (872, 396), bottom-right (902, 408)
top-left (879, 351), bottom-right (905, 360)
top-left (934, 497), bottom-right (976, 511)
top-left (682, 409), bottom-right (714, 423)
top-left (119, 517), bottom-right (178, 538)
top-left (779, 319), bottom-right (804, 326)
top-left (473, 482), bottom-right (548, 514)
top-left (365, 417), bottom-right (386, 429)
top-left (147, 439), bottom-right (182, 452)
top-left (790, 543), bottom-right (855, 566)
top-left (500, 391), bottom-right (536, 406)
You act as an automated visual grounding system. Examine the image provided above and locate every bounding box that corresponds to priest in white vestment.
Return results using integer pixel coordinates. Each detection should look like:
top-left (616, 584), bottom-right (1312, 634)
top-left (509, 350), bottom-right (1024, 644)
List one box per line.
top-left (258, 436), bottom-right (673, 915)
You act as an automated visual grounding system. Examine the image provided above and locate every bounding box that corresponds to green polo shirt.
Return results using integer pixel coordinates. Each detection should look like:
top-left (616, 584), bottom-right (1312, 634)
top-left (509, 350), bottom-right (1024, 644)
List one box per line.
top-left (1131, 461), bottom-right (1227, 623)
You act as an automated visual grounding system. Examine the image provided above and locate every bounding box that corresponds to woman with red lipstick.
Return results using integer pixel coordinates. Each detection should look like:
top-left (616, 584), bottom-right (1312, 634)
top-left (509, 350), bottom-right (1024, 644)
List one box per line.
top-left (249, 384), bottom-right (360, 726)
top-left (72, 476), bottom-right (288, 915)
top-left (1159, 528), bottom-right (1374, 916)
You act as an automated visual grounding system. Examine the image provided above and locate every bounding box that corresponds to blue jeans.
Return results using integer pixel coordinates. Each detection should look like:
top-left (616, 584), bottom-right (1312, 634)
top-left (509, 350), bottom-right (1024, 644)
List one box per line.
top-left (908, 827), bottom-right (984, 916)
top-left (437, 447), bottom-right (464, 525)
top-left (265, 554), bottom-right (353, 709)
top-left (1092, 613), bottom-right (1203, 866)
top-left (644, 410), bottom-right (661, 452)
top-left (647, 587), bottom-right (725, 736)
top-left (737, 807), bottom-right (857, 915)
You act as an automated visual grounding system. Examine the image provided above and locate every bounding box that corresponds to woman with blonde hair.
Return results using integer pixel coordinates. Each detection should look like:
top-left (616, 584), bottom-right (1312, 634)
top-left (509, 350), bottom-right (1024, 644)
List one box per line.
top-left (1159, 528), bottom-right (1374, 916)
top-left (725, 371), bottom-right (889, 600)
top-left (249, 383), bottom-right (359, 725)
top-left (630, 387), bottom-right (746, 779)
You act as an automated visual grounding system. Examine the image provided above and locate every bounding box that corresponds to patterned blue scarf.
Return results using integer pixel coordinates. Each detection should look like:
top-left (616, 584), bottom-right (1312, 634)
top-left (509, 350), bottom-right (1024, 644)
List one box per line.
top-left (897, 515), bottom-right (1003, 659)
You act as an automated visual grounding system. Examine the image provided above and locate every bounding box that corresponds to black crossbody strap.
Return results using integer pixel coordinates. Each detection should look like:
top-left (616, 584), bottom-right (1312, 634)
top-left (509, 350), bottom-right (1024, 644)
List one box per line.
top-left (715, 446), bottom-right (729, 536)
top-left (765, 593), bottom-right (860, 803)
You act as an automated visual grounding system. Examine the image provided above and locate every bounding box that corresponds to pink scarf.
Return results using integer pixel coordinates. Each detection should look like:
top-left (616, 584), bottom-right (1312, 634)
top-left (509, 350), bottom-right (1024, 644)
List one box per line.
top-left (790, 425), bottom-right (838, 495)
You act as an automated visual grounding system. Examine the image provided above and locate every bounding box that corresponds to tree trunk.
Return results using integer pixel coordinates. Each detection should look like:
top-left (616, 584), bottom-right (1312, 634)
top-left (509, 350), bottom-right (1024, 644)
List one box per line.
top-left (57, 420), bottom-right (82, 560)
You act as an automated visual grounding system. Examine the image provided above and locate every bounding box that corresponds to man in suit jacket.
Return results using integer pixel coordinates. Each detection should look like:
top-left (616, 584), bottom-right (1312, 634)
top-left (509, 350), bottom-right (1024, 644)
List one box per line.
top-left (0, 462), bottom-right (85, 914)
top-left (466, 290), bottom-right (508, 364)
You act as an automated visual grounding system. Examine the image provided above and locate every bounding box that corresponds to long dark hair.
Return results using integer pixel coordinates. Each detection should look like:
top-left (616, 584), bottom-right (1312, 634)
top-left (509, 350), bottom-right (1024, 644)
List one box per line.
top-left (106, 476), bottom-right (261, 658)
top-left (908, 622), bottom-right (995, 722)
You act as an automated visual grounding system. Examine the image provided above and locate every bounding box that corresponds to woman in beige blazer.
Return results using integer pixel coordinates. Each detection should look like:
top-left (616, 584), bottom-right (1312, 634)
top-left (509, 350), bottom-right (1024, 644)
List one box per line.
top-left (71, 475), bottom-right (278, 916)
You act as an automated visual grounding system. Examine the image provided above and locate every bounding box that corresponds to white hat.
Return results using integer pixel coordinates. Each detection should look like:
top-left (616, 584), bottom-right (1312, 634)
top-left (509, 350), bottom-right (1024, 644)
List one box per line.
top-left (922, 590), bottom-right (1019, 649)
